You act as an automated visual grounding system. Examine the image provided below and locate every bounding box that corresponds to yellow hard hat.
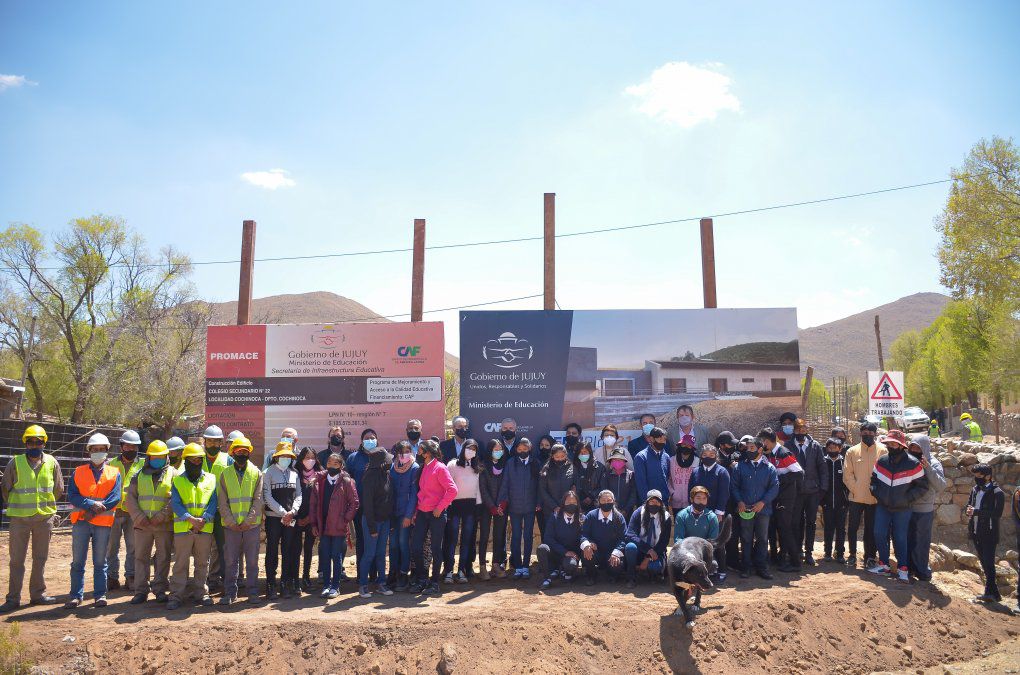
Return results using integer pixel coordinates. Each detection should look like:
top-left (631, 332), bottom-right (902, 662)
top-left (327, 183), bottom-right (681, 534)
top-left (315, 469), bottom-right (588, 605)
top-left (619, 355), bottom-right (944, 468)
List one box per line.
top-left (181, 443), bottom-right (206, 460)
top-left (230, 437), bottom-right (253, 454)
top-left (960, 413), bottom-right (972, 421)
top-left (23, 424), bottom-right (48, 444)
top-left (146, 440), bottom-right (169, 457)
top-left (272, 441), bottom-right (297, 460)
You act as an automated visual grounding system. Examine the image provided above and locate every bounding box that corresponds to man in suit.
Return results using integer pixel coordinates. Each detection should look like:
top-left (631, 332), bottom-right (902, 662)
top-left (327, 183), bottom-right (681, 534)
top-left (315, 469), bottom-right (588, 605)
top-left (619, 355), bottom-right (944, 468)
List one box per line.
top-left (667, 405), bottom-right (709, 455)
top-left (440, 416), bottom-right (470, 463)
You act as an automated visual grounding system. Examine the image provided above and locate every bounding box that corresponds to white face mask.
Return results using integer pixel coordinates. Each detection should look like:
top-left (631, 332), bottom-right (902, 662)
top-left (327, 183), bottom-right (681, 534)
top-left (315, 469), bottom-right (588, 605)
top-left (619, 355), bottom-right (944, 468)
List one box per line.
top-left (678, 415), bottom-right (693, 427)
top-left (464, 448), bottom-right (476, 460)
top-left (302, 458), bottom-right (316, 469)
top-left (602, 436), bottom-right (617, 448)
top-left (642, 423), bottom-right (655, 436)
top-left (278, 458), bottom-right (293, 470)
top-left (90, 451), bottom-right (108, 465)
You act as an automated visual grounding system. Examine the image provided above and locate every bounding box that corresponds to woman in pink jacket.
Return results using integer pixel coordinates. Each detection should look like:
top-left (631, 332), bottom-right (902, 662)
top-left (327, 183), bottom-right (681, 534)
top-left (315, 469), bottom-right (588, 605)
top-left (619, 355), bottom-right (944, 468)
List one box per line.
top-left (409, 440), bottom-right (458, 595)
top-left (309, 453), bottom-right (359, 599)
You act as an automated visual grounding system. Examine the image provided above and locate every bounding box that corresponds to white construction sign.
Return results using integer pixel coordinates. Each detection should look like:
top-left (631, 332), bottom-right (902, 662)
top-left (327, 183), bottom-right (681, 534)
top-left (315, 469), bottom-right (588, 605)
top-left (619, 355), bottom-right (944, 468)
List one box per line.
top-left (868, 370), bottom-right (904, 416)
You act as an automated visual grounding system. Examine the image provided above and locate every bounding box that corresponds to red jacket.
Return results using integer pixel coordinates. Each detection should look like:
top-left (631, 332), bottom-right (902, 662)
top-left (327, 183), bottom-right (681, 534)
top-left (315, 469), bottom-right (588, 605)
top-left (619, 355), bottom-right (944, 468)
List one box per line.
top-left (309, 470), bottom-right (359, 537)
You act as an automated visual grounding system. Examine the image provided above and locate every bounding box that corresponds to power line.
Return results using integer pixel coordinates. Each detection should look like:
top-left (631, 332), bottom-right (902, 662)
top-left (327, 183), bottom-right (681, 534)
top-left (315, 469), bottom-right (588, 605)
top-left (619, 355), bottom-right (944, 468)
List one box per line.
top-left (1, 174), bottom-right (967, 273)
top-left (350, 293), bottom-right (543, 321)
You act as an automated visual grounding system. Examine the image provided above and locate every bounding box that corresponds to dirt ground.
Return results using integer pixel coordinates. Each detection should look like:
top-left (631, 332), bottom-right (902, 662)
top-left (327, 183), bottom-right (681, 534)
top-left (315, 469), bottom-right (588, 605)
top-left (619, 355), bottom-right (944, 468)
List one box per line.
top-left (2, 532), bottom-right (1018, 674)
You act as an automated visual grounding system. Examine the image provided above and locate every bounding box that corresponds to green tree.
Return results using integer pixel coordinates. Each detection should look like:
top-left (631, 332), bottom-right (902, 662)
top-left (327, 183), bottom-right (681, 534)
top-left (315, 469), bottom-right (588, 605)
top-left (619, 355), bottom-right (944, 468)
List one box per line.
top-left (801, 376), bottom-right (831, 416)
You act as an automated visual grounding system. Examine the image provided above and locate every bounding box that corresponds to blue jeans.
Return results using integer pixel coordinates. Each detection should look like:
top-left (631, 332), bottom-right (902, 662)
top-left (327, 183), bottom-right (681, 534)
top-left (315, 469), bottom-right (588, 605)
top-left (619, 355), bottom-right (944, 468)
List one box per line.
top-left (71, 521), bottom-right (111, 601)
top-left (389, 516), bottom-right (412, 576)
top-left (907, 510), bottom-right (935, 579)
top-left (318, 534), bottom-right (347, 589)
top-left (739, 513), bottom-right (771, 572)
top-left (622, 541), bottom-right (662, 577)
top-left (508, 512), bottom-right (536, 569)
top-left (874, 506), bottom-right (911, 569)
top-left (444, 509), bottom-right (478, 574)
top-left (359, 516), bottom-right (389, 586)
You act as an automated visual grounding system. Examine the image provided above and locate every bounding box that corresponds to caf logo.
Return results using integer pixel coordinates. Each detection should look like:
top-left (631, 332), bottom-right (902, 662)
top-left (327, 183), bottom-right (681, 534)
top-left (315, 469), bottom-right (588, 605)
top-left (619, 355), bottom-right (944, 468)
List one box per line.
top-left (482, 332), bottom-right (533, 369)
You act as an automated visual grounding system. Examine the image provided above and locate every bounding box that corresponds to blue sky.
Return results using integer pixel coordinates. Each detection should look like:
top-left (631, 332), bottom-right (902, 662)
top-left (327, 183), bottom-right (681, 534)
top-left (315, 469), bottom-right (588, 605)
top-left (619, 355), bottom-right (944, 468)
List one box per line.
top-left (2, 2), bottom-right (1019, 354)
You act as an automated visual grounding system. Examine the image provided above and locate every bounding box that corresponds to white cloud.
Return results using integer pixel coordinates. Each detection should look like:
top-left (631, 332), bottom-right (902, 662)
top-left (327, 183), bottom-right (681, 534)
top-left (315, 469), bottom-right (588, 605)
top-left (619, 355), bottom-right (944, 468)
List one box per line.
top-left (834, 225), bottom-right (875, 248)
top-left (624, 61), bottom-right (740, 128)
top-left (0, 74), bottom-right (35, 91)
top-left (240, 168), bottom-right (296, 190)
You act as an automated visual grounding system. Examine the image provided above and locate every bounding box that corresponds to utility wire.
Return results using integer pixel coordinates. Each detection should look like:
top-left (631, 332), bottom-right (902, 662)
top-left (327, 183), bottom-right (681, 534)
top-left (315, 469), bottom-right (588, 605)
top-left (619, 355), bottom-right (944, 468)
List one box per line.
top-left (0, 174), bottom-right (968, 274)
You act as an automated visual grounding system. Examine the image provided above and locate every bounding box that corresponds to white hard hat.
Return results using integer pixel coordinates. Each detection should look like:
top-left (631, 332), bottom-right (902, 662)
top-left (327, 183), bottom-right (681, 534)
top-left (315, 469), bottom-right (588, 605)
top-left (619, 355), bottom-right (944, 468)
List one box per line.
top-left (226, 430), bottom-right (245, 443)
top-left (203, 425), bottom-right (224, 440)
top-left (120, 430), bottom-right (142, 445)
top-left (165, 436), bottom-right (185, 451)
top-left (87, 433), bottom-right (111, 448)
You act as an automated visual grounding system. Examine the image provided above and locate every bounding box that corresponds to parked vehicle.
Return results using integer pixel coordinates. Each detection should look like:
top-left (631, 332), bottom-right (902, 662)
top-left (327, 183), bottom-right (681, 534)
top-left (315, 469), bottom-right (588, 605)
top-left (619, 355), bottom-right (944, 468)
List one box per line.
top-left (896, 406), bottom-right (930, 433)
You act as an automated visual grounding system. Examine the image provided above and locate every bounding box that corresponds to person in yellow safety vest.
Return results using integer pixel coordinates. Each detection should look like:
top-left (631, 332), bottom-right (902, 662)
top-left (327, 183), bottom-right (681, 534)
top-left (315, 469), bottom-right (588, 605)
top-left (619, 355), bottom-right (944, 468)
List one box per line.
top-left (0, 425), bottom-right (64, 613)
top-left (105, 429), bottom-right (145, 592)
top-left (125, 440), bottom-right (175, 605)
top-left (167, 443), bottom-right (218, 610)
top-left (65, 434), bottom-right (122, 609)
top-left (960, 413), bottom-right (983, 442)
top-left (217, 437), bottom-right (264, 605)
top-left (166, 436), bottom-right (186, 472)
top-left (928, 419), bottom-right (941, 438)
top-left (202, 425), bottom-right (229, 592)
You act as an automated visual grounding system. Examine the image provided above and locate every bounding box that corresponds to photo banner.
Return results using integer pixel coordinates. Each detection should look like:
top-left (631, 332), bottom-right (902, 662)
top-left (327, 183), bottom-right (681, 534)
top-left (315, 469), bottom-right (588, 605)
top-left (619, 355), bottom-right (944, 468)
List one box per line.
top-left (460, 309), bottom-right (801, 445)
top-left (206, 321), bottom-right (445, 458)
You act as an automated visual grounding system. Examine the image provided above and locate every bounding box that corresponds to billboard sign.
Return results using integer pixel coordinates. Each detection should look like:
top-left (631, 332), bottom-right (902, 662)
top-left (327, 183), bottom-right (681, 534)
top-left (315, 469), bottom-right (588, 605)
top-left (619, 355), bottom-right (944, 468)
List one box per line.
top-left (206, 322), bottom-right (444, 459)
top-left (460, 309), bottom-right (801, 444)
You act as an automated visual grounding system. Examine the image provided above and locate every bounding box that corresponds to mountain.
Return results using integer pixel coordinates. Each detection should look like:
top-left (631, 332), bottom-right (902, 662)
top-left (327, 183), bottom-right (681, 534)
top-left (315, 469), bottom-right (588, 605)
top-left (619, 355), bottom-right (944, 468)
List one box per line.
top-left (204, 292), bottom-right (461, 372)
top-left (798, 292), bottom-right (951, 383)
top-left (697, 340), bottom-right (799, 365)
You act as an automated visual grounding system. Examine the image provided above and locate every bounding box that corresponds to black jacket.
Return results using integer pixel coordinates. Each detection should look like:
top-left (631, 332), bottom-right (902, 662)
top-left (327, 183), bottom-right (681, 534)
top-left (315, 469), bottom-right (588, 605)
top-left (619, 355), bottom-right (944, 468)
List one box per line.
top-left (822, 454), bottom-right (849, 510)
top-left (766, 446), bottom-right (803, 505)
top-left (542, 511), bottom-right (583, 556)
top-left (785, 435), bottom-right (829, 495)
top-left (869, 450), bottom-right (928, 512)
top-left (600, 469), bottom-right (637, 516)
top-left (574, 460), bottom-right (605, 509)
top-left (968, 481), bottom-right (1005, 539)
top-left (479, 464), bottom-right (506, 511)
top-left (539, 461), bottom-right (577, 515)
top-left (360, 451), bottom-right (393, 530)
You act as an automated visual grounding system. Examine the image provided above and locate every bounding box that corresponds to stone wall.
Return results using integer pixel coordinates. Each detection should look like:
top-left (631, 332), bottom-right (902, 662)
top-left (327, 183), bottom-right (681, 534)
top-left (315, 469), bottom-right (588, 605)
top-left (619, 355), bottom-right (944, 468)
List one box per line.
top-left (930, 437), bottom-right (1019, 555)
top-left (966, 408), bottom-right (1020, 443)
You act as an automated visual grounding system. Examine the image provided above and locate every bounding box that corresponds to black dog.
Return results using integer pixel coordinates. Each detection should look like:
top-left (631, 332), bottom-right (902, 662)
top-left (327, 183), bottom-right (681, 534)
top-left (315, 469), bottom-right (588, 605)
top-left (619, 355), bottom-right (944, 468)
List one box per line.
top-left (667, 515), bottom-right (731, 628)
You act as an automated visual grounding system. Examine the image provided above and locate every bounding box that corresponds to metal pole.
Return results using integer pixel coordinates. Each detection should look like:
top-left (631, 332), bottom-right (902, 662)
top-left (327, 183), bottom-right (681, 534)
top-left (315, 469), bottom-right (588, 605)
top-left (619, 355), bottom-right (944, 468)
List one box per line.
top-left (544, 193), bottom-right (555, 311)
top-left (14, 314), bottom-right (37, 420)
top-left (237, 220), bottom-right (257, 325)
top-left (412, 219), bottom-right (426, 322)
top-left (700, 218), bottom-right (717, 309)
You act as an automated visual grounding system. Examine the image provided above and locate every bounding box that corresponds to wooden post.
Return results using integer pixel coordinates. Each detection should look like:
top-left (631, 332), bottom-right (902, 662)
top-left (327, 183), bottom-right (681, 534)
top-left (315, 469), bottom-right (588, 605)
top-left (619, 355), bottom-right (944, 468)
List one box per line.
top-left (544, 193), bottom-right (555, 311)
top-left (874, 315), bottom-right (884, 370)
top-left (700, 218), bottom-right (717, 309)
top-left (14, 314), bottom-right (37, 420)
top-left (801, 365), bottom-right (814, 413)
top-left (412, 218), bottom-right (426, 322)
top-left (237, 220), bottom-right (256, 325)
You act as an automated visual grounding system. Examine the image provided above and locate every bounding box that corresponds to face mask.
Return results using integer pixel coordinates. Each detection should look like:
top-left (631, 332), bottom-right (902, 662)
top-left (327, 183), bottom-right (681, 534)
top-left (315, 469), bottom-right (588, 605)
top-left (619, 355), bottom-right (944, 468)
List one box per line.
top-left (749, 448), bottom-right (762, 460)
top-left (827, 450), bottom-right (841, 457)
top-left (553, 458), bottom-right (566, 466)
top-left (279, 438), bottom-right (294, 447)
top-left (329, 435), bottom-right (344, 446)
top-left (122, 450), bottom-right (137, 462)
top-left (652, 442), bottom-right (666, 452)
top-left (701, 457), bottom-right (716, 468)
top-left (861, 434), bottom-right (876, 446)
top-left (565, 436), bottom-right (579, 448)
top-left (185, 462), bottom-right (202, 479)
top-left (491, 450), bottom-right (504, 461)
top-left (642, 423), bottom-right (655, 436)
top-left (327, 466), bottom-right (342, 476)
top-left (149, 457), bottom-right (167, 470)
top-left (362, 438), bottom-right (377, 450)
top-left (679, 445), bottom-right (693, 455)
top-left (233, 455), bottom-right (249, 470)
top-left (25, 447), bottom-right (43, 459)
top-left (90, 451), bottom-right (108, 465)
top-left (464, 448), bottom-right (476, 460)
top-left (407, 430), bottom-right (421, 442)
top-left (277, 457), bottom-right (293, 470)
top-left (781, 425), bottom-right (794, 436)
top-left (647, 504), bottom-right (662, 515)
top-left (206, 443), bottom-right (222, 454)
top-left (517, 450), bottom-right (530, 459)
top-left (501, 430), bottom-right (516, 441)
top-left (302, 458), bottom-right (316, 469)
top-left (888, 446), bottom-right (905, 457)
top-left (678, 415), bottom-right (692, 427)
top-left (599, 503), bottom-right (614, 514)
top-left (794, 433), bottom-right (806, 442)
top-left (454, 428), bottom-right (468, 439)
top-left (563, 504), bottom-right (578, 515)
top-left (909, 450), bottom-right (922, 460)
top-left (578, 453), bottom-right (591, 464)
top-left (610, 460), bottom-right (626, 474)
top-left (398, 453), bottom-right (413, 465)
top-left (692, 502), bottom-right (705, 513)
top-left (974, 476), bottom-right (987, 486)
top-left (602, 436), bottom-right (617, 448)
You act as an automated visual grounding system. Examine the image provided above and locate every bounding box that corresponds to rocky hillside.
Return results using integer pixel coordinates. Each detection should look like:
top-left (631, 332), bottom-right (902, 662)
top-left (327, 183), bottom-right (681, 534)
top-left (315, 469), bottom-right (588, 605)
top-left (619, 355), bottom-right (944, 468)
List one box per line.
top-left (798, 291), bottom-right (951, 382)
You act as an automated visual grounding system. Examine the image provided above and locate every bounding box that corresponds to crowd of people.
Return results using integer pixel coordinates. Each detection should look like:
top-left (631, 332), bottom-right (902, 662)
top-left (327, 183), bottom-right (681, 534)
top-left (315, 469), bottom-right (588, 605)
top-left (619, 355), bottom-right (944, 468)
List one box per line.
top-left (1, 408), bottom-right (1018, 614)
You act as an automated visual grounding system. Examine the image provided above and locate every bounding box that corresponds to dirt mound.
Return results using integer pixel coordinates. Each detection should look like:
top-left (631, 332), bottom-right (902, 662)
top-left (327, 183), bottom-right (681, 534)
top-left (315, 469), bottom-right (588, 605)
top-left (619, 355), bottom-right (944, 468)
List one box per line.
top-left (8, 533), bottom-right (1019, 675)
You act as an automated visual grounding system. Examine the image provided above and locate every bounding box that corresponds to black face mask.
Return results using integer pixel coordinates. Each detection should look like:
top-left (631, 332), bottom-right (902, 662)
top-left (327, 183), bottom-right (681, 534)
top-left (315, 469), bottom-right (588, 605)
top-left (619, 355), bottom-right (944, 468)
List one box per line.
top-left (861, 434), bottom-right (876, 446)
top-left (329, 435), bottom-right (344, 446)
top-left (517, 450), bottom-right (530, 459)
top-left (553, 458), bottom-right (566, 467)
top-left (974, 476), bottom-right (987, 487)
top-left (599, 503), bottom-right (614, 514)
top-left (889, 447), bottom-right (905, 458)
top-left (233, 456), bottom-right (249, 470)
top-left (454, 428), bottom-right (468, 439)
top-left (563, 504), bottom-right (578, 515)
top-left (407, 430), bottom-right (421, 442)
top-left (652, 442), bottom-right (666, 452)
top-left (794, 433), bottom-right (806, 442)
top-left (701, 458), bottom-right (716, 468)
top-left (909, 450), bottom-right (923, 460)
top-left (184, 463), bottom-right (202, 480)
top-left (327, 466), bottom-right (342, 476)
top-left (25, 447), bottom-right (43, 459)
top-left (692, 503), bottom-right (705, 513)
top-left (501, 430), bottom-right (516, 441)
top-left (827, 450), bottom-right (841, 458)
top-left (647, 504), bottom-right (662, 515)
top-left (565, 436), bottom-right (579, 448)
top-left (122, 450), bottom-right (138, 462)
